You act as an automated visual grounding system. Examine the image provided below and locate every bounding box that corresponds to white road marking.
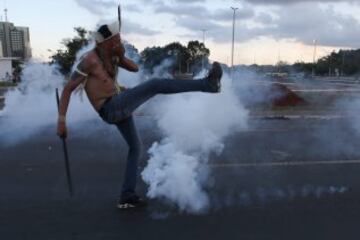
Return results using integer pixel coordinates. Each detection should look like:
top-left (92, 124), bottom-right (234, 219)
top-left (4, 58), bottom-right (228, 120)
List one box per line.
top-left (210, 159), bottom-right (360, 168)
top-left (293, 89), bottom-right (360, 93)
top-left (250, 115), bottom-right (345, 120)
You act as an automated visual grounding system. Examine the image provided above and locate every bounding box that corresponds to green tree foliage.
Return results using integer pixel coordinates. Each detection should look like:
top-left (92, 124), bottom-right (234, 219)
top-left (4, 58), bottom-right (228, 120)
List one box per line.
top-left (164, 42), bottom-right (189, 74)
top-left (187, 40), bottom-right (210, 71)
top-left (315, 50), bottom-right (360, 76)
top-left (50, 27), bottom-right (89, 76)
top-left (140, 41), bottom-right (210, 74)
top-left (292, 49), bottom-right (360, 76)
top-left (141, 46), bottom-right (168, 73)
top-left (50, 26), bottom-right (210, 77)
top-left (12, 59), bottom-right (23, 78)
top-left (292, 62), bottom-right (313, 74)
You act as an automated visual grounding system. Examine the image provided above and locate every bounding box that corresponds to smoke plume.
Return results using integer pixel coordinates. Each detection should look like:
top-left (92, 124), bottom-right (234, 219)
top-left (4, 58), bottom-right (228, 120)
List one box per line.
top-left (0, 61), bottom-right (98, 146)
top-left (141, 72), bottom-right (249, 213)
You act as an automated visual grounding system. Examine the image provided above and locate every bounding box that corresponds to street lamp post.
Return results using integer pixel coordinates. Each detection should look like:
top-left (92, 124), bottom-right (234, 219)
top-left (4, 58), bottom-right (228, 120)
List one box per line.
top-left (328, 55), bottom-right (332, 77)
top-left (312, 39), bottom-right (317, 77)
top-left (231, 7), bottom-right (238, 79)
top-left (201, 29), bottom-right (207, 70)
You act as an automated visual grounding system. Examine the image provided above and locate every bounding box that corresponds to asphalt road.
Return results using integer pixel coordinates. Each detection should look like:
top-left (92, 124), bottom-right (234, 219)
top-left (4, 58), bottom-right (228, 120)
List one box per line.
top-left (2, 116), bottom-right (360, 240)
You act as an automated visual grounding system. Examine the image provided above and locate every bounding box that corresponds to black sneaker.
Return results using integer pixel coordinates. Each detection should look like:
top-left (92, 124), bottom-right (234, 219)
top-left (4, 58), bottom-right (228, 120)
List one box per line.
top-left (117, 195), bottom-right (148, 210)
top-left (206, 62), bottom-right (223, 92)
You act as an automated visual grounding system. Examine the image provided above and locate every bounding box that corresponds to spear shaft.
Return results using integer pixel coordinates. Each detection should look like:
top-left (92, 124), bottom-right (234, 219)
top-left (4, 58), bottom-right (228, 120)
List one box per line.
top-left (56, 88), bottom-right (74, 197)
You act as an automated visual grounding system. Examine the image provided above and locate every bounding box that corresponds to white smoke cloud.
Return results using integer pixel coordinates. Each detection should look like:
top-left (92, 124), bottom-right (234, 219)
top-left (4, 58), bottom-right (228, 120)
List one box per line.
top-left (0, 61), bottom-right (98, 146)
top-left (142, 72), bottom-right (249, 213)
top-left (143, 142), bottom-right (210, 212)
top-left (0, 62), bottom-right (63, 145)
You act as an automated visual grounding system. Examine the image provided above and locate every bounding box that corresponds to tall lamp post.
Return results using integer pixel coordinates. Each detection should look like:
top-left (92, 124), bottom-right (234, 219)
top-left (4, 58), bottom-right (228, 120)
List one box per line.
top-left (201, 29), bottom-right (207, 70)
top-left (341, 51), bottom-right (345, 77)
top-left (231, 7), bottom-right (238, 79)
top-left (312, 39), bottom-right (317, 77)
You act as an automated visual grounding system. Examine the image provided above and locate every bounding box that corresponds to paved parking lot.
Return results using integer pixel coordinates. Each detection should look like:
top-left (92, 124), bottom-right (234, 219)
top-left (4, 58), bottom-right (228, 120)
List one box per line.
top-left (2, 115), bottom-right (360, 239)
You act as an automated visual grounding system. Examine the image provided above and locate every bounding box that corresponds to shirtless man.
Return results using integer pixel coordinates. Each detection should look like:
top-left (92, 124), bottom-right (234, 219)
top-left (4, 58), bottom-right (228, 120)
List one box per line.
top-left (57, 21), bottom-right (223, 209)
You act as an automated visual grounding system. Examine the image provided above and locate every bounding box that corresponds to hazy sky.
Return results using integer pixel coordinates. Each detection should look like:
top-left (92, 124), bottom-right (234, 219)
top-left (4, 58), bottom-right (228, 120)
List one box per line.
top-left (3, 0), bottom-right (360, 65)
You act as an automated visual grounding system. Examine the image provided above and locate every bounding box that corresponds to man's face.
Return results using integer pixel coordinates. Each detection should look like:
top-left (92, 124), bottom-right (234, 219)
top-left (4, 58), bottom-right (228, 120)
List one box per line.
top-left (108, 34), bottom-right (125, 57)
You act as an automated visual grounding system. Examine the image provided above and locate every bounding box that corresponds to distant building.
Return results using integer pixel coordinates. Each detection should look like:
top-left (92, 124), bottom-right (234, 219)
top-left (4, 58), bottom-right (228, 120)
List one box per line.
top-left (0, 41), bottom-right (3, 57)
top-left (0, 21), bottom-right (31, 61)
top-left (0, 57), bottom-right (12, 82)
top-left (0, 39), bottom-right (14, 82)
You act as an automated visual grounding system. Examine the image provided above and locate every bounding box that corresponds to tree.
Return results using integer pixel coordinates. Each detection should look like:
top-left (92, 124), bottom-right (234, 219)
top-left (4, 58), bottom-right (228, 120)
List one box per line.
top-left (140, 46), bottom-right (168, 74)
top-left (187, 40), bottom-right (210, 72)
top-left (164, 42), bottom-right (189, 74)
top-left (12, 59), bottom-right (23, 80)
top-left (140, 41), bottom-right (210, 75)
top-left (50, 27), bottom-right (90, 76)
top-left (292, 61), bottom-right (313, 74)
top-left (314, 49), bottom-right (360, 76)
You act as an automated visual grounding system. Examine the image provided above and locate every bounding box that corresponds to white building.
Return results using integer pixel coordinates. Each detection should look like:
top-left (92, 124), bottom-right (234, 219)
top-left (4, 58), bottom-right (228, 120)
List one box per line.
top-left (0, 41), bottom-right (3, 57)
top-left (0, 57), bottom-right (12, 82)
top-left (0, 39), bottom-right (12, 82)
top-left (0, 21), bottom-right (32, 60)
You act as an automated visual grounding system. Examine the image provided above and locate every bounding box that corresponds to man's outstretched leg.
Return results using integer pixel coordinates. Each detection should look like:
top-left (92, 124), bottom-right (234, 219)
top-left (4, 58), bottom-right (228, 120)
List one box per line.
top-left (99, 62), bottom-right (223, 123)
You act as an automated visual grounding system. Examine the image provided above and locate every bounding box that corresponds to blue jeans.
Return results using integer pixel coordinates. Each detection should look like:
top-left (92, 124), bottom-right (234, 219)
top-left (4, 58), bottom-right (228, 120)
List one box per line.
top-left (99, 78), bottom-right (212, 199)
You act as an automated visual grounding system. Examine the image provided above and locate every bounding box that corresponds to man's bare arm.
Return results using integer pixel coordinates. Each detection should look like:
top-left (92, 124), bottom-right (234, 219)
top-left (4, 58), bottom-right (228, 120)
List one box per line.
top-left (58, 74), bottom-right (86, 118)
top-left (57, 60), bottom-right (92, 138)
top-left (114, 41), bottom-right (139, 72)
top-left (119, 57), bottom-right (139, 72)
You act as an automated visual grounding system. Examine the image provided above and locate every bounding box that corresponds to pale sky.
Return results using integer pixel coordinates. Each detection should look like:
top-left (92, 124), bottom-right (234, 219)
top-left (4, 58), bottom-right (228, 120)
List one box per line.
top-left (4, 0), bottom-right (360, 65)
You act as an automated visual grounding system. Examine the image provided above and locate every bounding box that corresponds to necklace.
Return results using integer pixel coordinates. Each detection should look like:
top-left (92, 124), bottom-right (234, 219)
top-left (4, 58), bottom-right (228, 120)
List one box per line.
top-left (96, 48), bottom-right (121, 93)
